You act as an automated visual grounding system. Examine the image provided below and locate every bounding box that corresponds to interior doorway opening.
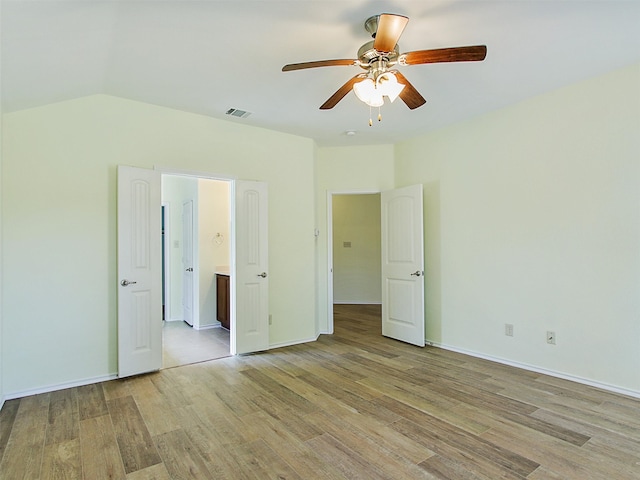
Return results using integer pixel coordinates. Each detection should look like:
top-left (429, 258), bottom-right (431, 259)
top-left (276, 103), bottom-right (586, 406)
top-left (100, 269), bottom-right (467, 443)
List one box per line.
top-left (160, 174), bottom-right (232, 368)
top-left (326, 185), bottom-right (425, 347)
top-left (328, 192), bottom-right (382, 334)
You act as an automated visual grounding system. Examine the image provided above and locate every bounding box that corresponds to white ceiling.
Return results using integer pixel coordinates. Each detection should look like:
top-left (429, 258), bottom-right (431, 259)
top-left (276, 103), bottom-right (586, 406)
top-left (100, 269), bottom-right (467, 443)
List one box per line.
top-left (2, 1), bottom-right (640, 147)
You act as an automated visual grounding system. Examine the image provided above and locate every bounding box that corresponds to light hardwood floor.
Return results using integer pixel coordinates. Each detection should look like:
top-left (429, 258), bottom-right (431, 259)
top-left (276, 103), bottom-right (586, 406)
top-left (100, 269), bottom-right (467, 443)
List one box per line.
top-left (1, 304), bottom-right (639, 479)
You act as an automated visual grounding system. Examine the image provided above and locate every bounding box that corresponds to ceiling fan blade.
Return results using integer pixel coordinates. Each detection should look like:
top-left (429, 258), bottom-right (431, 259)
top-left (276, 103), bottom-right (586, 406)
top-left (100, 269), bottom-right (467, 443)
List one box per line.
top-left (282, 59), bottom-right (356, 72)
top-left (401, 45), bottom-right (487, 65)
top-left (393, 71), bottom-right (426, 110)
top-left (373, 13), bottom-right (409, 53)
top-left (320, 75), bottom-right (364, 110)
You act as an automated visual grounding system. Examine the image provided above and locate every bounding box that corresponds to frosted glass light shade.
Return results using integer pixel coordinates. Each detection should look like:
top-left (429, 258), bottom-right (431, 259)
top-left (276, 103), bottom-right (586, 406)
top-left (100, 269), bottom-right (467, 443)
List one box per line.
top-left (376, 72), bottom-right (405, 102)
top-left (353, 78), bottom-right (384, 107)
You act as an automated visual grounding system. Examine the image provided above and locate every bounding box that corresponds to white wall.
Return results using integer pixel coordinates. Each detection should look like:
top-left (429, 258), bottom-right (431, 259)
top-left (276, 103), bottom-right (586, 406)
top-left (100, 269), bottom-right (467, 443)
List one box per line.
top-left (314, 145), bottom-right (395, 332)
top-left (2, 94), bottom-right (316, 396)
top-left (395, 63), bottom-right (640, 394)
top-left (332, 194), bottom-right (381, 304)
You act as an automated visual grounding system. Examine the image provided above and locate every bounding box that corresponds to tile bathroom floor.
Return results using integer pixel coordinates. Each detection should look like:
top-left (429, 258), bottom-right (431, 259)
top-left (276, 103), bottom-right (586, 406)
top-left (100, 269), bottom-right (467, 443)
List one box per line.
top-left (162, 321), bottom-right (230, 368)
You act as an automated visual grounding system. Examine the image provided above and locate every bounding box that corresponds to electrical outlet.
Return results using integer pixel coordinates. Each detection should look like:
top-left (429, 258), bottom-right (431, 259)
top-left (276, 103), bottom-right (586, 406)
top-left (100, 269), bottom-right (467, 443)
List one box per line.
top-left (547, 331), bottom-right (556, 345)
top-left (505, 324), bottom-right (514, 337)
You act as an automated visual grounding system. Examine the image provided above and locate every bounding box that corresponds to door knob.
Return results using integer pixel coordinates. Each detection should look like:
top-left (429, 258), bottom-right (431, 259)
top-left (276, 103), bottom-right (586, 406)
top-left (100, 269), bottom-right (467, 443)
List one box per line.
top-left (410, 270), bottom-right (423, 277)
top-left (120, 279), bottom-right (137, 287)
top-left (257, 272), bottom-right (268, 278)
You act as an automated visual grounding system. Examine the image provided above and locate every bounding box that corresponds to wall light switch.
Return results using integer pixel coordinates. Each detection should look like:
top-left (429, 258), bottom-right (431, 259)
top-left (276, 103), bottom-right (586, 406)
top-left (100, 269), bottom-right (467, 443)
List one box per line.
top-left (505, 324), bottom-right (514, 337)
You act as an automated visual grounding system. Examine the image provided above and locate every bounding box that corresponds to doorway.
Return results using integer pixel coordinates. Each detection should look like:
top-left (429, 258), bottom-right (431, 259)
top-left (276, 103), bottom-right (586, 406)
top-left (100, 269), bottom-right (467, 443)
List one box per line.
top-left (326, 186), bottom-right (426, 346)
top-left (161, 174), bottom-right (232, 368)
top-left (118, 166), bottom-right (270, 377)
top-left (328, 192), bottom-right (382, 333)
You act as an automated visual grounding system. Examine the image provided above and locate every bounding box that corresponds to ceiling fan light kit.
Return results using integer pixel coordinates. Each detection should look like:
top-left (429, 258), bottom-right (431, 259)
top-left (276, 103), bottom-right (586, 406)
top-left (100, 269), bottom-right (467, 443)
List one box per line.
top-left (282, 13), bottom-right (487, 125)
top-left (354, 71), bottom-right (404, 106)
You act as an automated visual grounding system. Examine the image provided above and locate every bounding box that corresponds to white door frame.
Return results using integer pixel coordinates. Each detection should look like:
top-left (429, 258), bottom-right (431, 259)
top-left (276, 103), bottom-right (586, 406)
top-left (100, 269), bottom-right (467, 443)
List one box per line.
top-left (162, 202), bottom-right (172, 321)
top-left (326, 189), bottom-right (380, 334)
top-left (182, 199), bottom-right (195, 326)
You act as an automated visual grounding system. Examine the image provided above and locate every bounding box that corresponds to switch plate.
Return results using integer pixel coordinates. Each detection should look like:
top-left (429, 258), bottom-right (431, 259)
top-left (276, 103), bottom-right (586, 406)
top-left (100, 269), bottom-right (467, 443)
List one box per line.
top-left (547, 331), bottom-right (556, 345)
top-left (505, 324), bottom-right (514, 337)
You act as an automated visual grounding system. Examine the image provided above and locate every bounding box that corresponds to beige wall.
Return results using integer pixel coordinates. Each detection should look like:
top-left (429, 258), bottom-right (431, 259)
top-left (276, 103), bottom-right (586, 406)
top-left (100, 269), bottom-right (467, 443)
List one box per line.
top-left (332, 194), bottom-right (381, 304)
top-left (396, 63), bottom-right (640, 393)
top-left (2, 95), bottom-right (316, 395)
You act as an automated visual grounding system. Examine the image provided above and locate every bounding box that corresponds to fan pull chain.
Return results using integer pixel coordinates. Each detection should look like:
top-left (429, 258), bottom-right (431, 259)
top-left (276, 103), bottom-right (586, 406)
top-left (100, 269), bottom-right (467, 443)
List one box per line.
top-left (368, 105), bottom-right (383, 126)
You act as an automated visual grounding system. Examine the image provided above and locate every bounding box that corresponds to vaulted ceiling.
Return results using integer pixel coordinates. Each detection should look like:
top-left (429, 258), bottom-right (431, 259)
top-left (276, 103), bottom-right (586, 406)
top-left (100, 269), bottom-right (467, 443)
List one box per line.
top-left (2, 1), bottom-right (640, 146)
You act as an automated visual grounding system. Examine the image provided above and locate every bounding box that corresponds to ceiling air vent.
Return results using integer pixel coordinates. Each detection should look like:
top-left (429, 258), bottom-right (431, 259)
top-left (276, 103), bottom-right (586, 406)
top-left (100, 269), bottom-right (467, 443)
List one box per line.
top-left (225, 108), bottom-right (252, 118)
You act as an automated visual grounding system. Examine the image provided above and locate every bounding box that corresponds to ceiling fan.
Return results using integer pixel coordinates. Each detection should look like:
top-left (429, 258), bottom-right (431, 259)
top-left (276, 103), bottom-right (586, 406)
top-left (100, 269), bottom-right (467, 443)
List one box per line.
top-left (282, 13), bottom-right (487, 112)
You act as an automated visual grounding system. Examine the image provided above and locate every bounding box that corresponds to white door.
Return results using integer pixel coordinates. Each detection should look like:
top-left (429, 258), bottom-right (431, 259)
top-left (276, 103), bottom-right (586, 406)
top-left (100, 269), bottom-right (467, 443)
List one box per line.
top-left (182, 200), bottom-right (194, 326)
top-left (117, 166), bottom-right (162, 377)
top-left (234, 180), bottom-right (269, 354)
top-left (381, 184), bottom-right (425, 347)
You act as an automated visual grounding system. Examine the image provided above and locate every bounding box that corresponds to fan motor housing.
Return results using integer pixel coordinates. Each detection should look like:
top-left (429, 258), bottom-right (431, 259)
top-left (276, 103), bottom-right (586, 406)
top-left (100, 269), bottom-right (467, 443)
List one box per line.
top-left (357, 40), bottom-right (399, 70)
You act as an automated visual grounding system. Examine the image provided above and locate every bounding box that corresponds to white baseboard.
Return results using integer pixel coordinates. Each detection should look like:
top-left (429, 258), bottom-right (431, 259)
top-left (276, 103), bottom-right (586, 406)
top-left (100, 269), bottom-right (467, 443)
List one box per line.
top-left (269, 334), bottom-right (319, 350)
top-left (194, 323), bottom-right (220, 331)
top-left (333, 301), bottom-right (382, 305)
top-left (5, 373), bottom-right (118, 401)
top-left (8, 336), bottom-right (635, 405)
top-left (428, 340), bottom-right (640, 400)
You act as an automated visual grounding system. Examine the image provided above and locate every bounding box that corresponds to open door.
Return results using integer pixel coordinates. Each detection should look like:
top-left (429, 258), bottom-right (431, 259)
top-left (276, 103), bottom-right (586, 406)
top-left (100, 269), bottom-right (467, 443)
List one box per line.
top-left (117, 166), bottom-right (162, 377)
top-left (381, 184), bottom-right (425, 347)
top-left (233, 180), bottom-right (269, 354)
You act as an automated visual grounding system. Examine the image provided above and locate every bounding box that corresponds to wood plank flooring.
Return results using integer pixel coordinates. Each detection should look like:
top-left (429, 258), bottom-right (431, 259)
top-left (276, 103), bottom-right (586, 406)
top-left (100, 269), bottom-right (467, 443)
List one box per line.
top-left (1, 304), bottom-right (639, 479)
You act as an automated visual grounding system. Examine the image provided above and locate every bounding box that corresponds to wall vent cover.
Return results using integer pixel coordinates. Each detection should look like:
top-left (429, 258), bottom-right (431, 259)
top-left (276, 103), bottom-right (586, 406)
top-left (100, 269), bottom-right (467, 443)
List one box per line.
top-left (225, 108), bottom-right (252, 118)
